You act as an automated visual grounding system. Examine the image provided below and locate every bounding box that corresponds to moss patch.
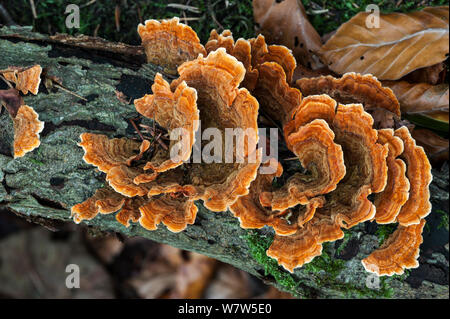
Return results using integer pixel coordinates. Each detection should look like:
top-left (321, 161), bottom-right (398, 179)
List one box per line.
top-left (243, 230), bottom-right (300, 297)
top-left (375, 223), bottom-right (397, 245)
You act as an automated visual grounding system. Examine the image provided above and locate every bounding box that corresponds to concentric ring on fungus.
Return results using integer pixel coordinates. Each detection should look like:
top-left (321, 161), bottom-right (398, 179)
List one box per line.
top-left (265, 95), bottom-right (389, 272)
top-left (260, 118), bottom-right (346, 211)
top-left (362, 219), bottom-right (426, 276)
top-left (230, 160), bottom-right (325, 236)
top-left (137, 17), bottom-right (206, 72)
top-left (394, 127), bottom-right (432, 226)
top-left (373, 129), bottom-right (410, 224)
top-left (162, 48), bottom-right (262, 212)
top-left (134, 73), bottom-right (199, 174)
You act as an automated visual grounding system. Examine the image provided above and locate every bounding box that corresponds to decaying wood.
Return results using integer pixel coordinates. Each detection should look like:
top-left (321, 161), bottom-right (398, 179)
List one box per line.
top-left (0, 26), bottom-right (448, 298)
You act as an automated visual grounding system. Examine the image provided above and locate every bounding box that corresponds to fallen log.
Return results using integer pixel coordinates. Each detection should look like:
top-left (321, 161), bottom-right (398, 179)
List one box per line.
top-left (0, 26), bottom-right (448, 298)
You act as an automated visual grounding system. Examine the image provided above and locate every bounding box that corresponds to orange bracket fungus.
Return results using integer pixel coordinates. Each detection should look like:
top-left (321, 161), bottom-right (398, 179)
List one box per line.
top-left (139, 194), bottom-right (198, 233)
top-left (138, 17), bottom-right (206, 72)
top-left (134, 72), bottom-right (199, 174)
top-left (261, 118), bottom-right (346, 212)
top-left (165, 48), bottom-right (262, 212)
top-left (362, 219), bottom-right (426, 276)
top-left (12, 105), bottom-right (44, 159)
top-left (68, 17), bottom-right (435, 278)
top-left (373, 129), bottom-right (410, 224)
top-left (1, 65), bottom-right (42, 95)
top-left (394, 127), bottom-right (432, 226)
top-left (78, 133), bottom-right (151, 173)
top-left (296, 72), bottom-right (401, 128)
top-left (1, 65), bottom-right (44, 158)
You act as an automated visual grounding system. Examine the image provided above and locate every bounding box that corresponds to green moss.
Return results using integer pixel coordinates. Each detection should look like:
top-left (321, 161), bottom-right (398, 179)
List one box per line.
top-left (243, 230), bottom-right (300, 296)
top-left (28, 158), bottom-right (44, 166)
top-left (437, 209), bottom-right (449, 230)
top-left (375, 224), bottom-right (397, 245)
top-left (335, 230), bottom-right (352, 256)
top-left (303, 243), bottom-right (346, 278)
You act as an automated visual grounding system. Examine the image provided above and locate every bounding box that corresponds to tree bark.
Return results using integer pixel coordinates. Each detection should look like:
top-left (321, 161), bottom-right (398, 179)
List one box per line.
top-left (0, 26), bottom-right (448, 299)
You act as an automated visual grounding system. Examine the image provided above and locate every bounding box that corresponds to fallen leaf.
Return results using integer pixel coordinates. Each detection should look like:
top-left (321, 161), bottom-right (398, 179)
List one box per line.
top-left (383, 81), bottom-right (449, 114)
top-left (320, 6), bottom-right (449, 80)
top-left (253, 0), bottom-right (323, 69)
top-left (1, 65), bottom-right (42, 95)
top-left (0, 228), bottom-right (114, 298)
top-left (401, 62), bottom-right (446, 85)
top-left (169, 252), bottom-right (217, 299)
top-left (204, 264), bottom-right (253, 299)
top-left (0, 88), bottom-right (23, 118)
top-left (411, 128), bottom-right (449, 167)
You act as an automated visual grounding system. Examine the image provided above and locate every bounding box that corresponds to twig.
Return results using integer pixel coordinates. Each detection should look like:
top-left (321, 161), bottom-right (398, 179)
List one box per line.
top-left (29, 0), bottom-right (38, 19)
top-left (207, 0), bottom-right (223, 30)
top-left (148, 126), bottom-right (168, 150)
top-left (167, 3), bottom-right (200, 13)
top-left (53, 84), bottom-right (87, 101)
top-left (80, 0), bottom-right (97, 9)
top-left (129, 118), bottom-right (146, 141)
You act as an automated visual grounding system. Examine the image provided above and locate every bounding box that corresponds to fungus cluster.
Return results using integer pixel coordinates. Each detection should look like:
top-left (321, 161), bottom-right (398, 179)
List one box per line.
top-left (0, 65), bottom-right (44, 158)
top-left (71, 17), bottom-right (433, 277)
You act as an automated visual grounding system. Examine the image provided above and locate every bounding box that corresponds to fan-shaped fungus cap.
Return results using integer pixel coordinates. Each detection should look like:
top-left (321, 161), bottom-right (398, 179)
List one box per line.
top-left (13, 105), bottom-right (44, 158)
top-left (261, 119), bottom-right (345, 211)
top-left (285, 97), bottom-right (388, 229)
top-left (230, 160), bottom-right (323, 235)
top-left (249, 35), bottom-right (296, 85)
top-left (137, 17), bottom-right (206, 72)
top-left (206, 29), bottom-right (259, 90)
top-left (283, 95), bottom-right (388, 228)
top-left (70, 187), bottom-right (126, 224)
top-left (78, 133), bottom-right (150, 173)
top-left (267, 212), bottom-right (344, 272)
top-left (284, 94), bottom-right (336, 138)
top-left (106, 165), bottom-right (151, 197)
top-left (115, 197), bottom-right (145, 227)
top-left (139, 193), bottom-right (197, 233)
top-left (168, 48), bottom-right (262, 212)
top-left (252, 61), bottom-right (302, 124)
top-left (295, 73), bottom-right (401, 117)
top-left (323, 103), bottom-right (388, 228)
top-left (134, 73), bottom-right (199, 173)
top-left (2, 65), bottom-right (42, 95)
top-left (362, 219), bottom-right (426, 276)
top-left (373, 129), bottom-right (410, 224)
top-left (394, 127), bottom-right (432, 226)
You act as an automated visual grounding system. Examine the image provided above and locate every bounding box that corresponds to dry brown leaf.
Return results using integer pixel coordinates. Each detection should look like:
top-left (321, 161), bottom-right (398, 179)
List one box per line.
top-left (169, 253), bottom-right (217, 299)
top-left (253, 0), bottom-right (323, 69)
top-left (402, 62), bottom-right (446, 85)
top-left (383, 81), bottom-right (449, 114)
top-left (411, 128), bottom-right (449, 166)
top-left (0, 88), bottom-right (23, 118)
top-left (320, 6), bottom-right (449, 80)
top-left (204, 265), bottom-right (253, 299)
